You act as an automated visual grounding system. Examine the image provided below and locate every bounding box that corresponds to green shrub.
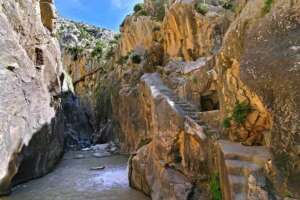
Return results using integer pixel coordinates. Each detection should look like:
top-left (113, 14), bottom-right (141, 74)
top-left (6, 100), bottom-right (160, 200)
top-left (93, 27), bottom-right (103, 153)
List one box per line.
top-left (262, 0), bottom-right (273, 14)
top-left (91, 41), bottom-right (104, 59)
top-left (222, 101), bottom-right (251, 128)
top-left (66, 46), bottom-right (83, 59)
top-left (210, 173), bottom-right (222, 200)
top-left (222, 117), bottom-right (231, 129)
top-left (134, 3), bottom-right (144, 13)
top-left (195, 2), bottom-right (209, 15)
top-left (221, 0), bottom-right (234, 10)
top-left (153, 4), bottom-right (165, 21)
top-left (131, 54), bottom-right (142, 64)
top-left (79, 27), bottom-right (89, 39)
top-left (232, 101), bottom-right (252, 124)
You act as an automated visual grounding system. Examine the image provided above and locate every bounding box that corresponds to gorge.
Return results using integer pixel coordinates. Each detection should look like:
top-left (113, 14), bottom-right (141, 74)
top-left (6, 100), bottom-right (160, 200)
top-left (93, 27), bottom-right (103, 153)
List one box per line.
top-left (0, 0), bottom-right (299, 200)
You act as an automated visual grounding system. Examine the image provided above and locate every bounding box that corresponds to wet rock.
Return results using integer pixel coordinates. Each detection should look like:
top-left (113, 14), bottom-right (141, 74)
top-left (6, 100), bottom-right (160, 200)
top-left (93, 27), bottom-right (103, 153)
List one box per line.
top-left (89, 166), bottom-right (105, 171)
top-left (92, 152), bottom-right (111, 158)
top-left (73, 155), bottom-right (85, 159)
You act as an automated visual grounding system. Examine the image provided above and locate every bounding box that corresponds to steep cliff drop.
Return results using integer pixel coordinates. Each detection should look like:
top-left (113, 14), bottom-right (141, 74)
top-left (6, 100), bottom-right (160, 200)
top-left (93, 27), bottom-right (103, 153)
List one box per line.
top-left (0, 0), bottom-right (299, 200)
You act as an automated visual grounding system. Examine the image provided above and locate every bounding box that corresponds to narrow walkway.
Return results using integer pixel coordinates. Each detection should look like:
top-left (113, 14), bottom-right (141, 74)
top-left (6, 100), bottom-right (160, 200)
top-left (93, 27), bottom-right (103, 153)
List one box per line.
top-left (1, 151), bottom-right (149, 200)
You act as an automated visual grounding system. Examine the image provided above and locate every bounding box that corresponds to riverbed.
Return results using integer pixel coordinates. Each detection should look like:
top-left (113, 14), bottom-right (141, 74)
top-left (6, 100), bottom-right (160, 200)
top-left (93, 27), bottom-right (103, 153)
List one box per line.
top-left (1, 151), bottom-right (149, 200)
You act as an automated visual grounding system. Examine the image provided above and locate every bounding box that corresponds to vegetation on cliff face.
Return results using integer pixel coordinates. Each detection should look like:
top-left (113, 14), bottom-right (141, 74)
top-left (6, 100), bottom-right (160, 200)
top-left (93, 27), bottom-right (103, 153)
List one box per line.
top-left (57, 18), bottom-right (116, 62)
top-left (210, 173), bottom-right (222, 200)
top-left (195, 2), bottom-right (209, 15)
top-left (262, 0), bottom-right (273, 14)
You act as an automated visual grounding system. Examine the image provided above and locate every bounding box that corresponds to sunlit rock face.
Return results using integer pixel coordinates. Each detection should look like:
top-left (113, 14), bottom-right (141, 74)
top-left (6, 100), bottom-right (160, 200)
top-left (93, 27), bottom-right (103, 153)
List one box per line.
top-left (162, 3), bottom-right (226, 61)
top-left (119, 16), bottom-right (160, 57)
top-left (129, 73), bottom-right (210, 200)
top-left (0, 0), bottom-right (64, 195)
top-left (108, 0), bottom-right (300, 199)
top-left (216, 0), bottom-right (300, 193)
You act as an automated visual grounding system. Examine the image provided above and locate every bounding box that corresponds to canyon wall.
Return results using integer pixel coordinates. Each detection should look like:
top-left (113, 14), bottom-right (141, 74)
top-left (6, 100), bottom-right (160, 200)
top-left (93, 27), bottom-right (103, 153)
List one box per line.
top-left (57, 19), bottom-right (117, 145)
top-left (97, 0), bottom-right (300, 199)
top-left (0, 0), bottom-right (64, 195)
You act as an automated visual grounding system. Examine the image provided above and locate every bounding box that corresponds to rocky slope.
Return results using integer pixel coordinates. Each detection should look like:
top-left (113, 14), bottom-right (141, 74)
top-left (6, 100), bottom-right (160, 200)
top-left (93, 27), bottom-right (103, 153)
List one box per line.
top-left (0, 0), bottom-right (65, 195)
top-left (95, 0), bottom-right (300, 199)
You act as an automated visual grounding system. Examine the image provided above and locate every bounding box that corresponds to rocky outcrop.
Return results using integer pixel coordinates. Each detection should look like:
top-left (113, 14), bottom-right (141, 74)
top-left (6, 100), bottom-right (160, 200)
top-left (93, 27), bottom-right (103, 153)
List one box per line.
top-left (216, 0), bottom-right (300, 194)
top-left (129, 73), bottom-right (212, 199)
top-left (0, 0), bottom-right (64, 195)
top-left (217, 140), bottom-right (272, 200)
top-left (108, 0), bottom-right (300, 199)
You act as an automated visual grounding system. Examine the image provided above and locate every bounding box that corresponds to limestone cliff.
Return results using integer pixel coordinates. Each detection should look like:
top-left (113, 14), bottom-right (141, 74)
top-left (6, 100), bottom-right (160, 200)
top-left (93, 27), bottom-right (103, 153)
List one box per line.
top-left (0, 0), bottom-right (64, 195)
top-left (96, 0), bottom-right (300, 199)
top-left (57, 19), bottom-right (118, 145)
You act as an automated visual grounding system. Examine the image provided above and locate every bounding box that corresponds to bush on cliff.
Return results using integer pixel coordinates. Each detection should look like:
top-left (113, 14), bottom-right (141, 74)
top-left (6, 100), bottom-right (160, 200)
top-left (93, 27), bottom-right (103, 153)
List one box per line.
top-left (91, 41), bottom-right (104, 59)
top-left (131, 54), bottom-right (142, 64)
top-left (195, 2), bottom-right (208, 15)
top-left (66, 46), bottom-right (83, 60)
top-left (232, 101), bottom-right (252, 124)
top-left (221, 0), bottom-right (234, 11)
top-left (262, 0), bottom-right (273, 14)
top-left (222, 101), bottom-right (252, 128)
top-left (134, 3), bottom-right (144, 13)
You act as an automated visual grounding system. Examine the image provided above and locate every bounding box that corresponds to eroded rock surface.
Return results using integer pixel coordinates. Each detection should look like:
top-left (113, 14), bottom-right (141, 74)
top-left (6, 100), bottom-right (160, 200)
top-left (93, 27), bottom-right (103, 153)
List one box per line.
top-left (103, 0), bottom-right (300, 199)
top-left (0, 0), bottom-right (64, 195)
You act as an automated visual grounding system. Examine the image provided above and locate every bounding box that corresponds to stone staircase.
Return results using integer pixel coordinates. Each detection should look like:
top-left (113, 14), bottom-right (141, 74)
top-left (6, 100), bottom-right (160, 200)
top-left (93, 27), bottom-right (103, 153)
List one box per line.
top-left (217, 140), bottom-right (272, 200)
top-left (143, 73), bottom-right (272, 200)
top-left (159, 88), bottom-right (206, 126)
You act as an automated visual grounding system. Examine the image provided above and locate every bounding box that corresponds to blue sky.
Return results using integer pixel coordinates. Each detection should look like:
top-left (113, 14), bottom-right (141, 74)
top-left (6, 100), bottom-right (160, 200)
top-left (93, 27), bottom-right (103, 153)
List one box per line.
top-left (55, 0), bottom-right (143, 31)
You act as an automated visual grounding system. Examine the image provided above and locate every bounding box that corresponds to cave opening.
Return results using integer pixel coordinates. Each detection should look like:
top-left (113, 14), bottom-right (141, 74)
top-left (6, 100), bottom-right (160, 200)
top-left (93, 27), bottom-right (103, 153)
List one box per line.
top-left (199, 90), bottom-right (220, 112)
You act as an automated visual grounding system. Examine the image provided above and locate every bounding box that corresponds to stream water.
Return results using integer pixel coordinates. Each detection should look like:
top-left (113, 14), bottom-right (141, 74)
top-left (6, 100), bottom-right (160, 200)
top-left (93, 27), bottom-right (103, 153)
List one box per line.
top-left (1, 151), bottom-right (149, 200)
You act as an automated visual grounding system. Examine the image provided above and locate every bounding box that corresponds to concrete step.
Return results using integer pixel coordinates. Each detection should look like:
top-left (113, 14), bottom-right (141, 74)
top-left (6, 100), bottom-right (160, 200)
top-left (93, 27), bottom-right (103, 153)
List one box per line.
top-left (181, 106), bottom-right (197, 112)
top-left (225, 159), bottom-right (259, 176)
top-left (233, 192), bottom-right (247, 200)
top-left (228, 175), bottom-right (246, 193)
top-left (219, 140), bottom-right (272, 165)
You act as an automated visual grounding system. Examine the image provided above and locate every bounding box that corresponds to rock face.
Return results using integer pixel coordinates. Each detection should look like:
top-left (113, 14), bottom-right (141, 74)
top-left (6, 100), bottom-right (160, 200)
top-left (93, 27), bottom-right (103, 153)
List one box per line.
top-left (57, 19), bottom-right (116, 139)
top-left (62, 92), bottom-right (93, 150)
top-left (216, 0), bottom-right (300, 194)
top-left (0, 0), bottom-right (64, 195)
top-left (101, 0), bottom-right (300, 199)
top-left (129, 73), bottom-right (210, 199)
